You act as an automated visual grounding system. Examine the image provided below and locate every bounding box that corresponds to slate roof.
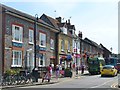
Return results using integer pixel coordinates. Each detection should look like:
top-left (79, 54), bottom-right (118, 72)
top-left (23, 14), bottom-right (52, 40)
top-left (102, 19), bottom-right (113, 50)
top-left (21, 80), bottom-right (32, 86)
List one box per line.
top-left (84, 38), bottom-right (101, 48)
top-left (100, 43), bottom-right (111, 53)
top-left (40, 14), bottom-right (60, 30)
top-left (1, 4), bottom-right (56, 30)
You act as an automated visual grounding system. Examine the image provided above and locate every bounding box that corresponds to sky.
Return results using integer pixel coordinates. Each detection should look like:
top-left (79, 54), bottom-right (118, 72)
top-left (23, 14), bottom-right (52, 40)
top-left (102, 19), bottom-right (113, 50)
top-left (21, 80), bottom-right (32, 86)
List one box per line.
top-left (1, 0), bottom-right (119, 54)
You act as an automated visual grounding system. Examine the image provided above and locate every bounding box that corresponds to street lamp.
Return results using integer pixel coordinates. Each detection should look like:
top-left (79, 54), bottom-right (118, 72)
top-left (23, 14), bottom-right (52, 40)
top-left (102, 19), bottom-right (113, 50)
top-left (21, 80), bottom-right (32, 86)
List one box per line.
top-left (34, 14), bottom-right (38, 69)
top-left (74, 38), bottom-right (78, 75)
top-left (33, 14), bottom-right (39, 82)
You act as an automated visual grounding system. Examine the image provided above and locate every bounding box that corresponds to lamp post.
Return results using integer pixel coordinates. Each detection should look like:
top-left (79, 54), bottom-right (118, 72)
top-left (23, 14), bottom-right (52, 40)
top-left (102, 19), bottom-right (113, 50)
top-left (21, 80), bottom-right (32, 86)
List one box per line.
top-left (78, 31), bottom-right (82, 66)
top-left (74, 38), bottom-right (78, 75)
top-left (33, 14), bottom-right (39, 82)
top-left (34, 14), bottom-right (38, 69)
top-left (110, 47), bottom-right (112, 57)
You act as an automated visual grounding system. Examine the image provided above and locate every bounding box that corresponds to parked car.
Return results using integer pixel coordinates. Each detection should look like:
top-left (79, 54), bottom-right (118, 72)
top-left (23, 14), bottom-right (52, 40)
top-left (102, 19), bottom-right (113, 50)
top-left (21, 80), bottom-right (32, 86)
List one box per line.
top-left (117, 63), bottom-right (120, 73)
top-left (101, 65), bottom-right (117, 77)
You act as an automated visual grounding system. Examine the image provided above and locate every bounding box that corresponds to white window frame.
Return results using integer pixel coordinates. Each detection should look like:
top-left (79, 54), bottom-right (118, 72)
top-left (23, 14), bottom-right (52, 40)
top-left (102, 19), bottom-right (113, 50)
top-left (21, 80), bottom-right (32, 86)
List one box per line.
top-left (29, 29), bottom-right (34, 44)
top-left (38, 54), bottom-right (45, 67)
top-left (39, 32), bottom-right (46, 47)
top-left (11, 50), bottom-right (22, 67)
top-left (68, 41), bottom-right (70, 52)
top-left (12, 24), bottom-right (23, 43)
top-left (61, 40), bottom-right (65, 51)
top-left (50, 38), bottom-right (54, 50)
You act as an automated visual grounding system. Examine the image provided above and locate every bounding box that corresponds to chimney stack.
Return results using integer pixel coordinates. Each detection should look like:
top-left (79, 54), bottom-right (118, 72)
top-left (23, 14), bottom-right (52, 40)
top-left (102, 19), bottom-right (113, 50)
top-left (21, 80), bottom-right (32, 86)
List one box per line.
top-left (78, 31), bottom-right (82, 38)
top-left (56, 17), bottom-right (61, 23)
top-left (68, 19), bottom-right (70, 25)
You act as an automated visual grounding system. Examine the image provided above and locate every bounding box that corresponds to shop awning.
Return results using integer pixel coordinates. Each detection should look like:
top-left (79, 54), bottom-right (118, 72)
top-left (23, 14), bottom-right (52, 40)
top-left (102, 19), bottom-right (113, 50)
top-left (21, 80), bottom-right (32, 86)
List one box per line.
top-left (50, 56), bottom-right (55, 59)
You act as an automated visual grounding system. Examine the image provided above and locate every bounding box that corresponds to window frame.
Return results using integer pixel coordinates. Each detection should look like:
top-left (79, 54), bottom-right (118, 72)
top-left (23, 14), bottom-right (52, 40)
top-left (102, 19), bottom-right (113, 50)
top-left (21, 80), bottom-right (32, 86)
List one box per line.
top-left (50, 38), bottom-right (54, 50)
top-left (12, 24), bottom-right (23, 43)
top-left (11, 50), bottom-right (22, 67)
top-left (68, 41), bottom-right (71, 52)
top-left (39, 32), bottom-right (46, 47)
top-left (29, 29), bottom-right (34, 44)
top-left (38, 54), bottom-right (45, 67)
top-left (61, 39), bottom-right (65, 51)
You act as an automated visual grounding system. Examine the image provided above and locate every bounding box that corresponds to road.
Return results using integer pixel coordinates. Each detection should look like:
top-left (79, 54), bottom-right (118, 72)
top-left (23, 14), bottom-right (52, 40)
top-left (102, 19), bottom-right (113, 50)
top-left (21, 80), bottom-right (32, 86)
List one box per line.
top-left (17, 74), bottom-right (118, 88)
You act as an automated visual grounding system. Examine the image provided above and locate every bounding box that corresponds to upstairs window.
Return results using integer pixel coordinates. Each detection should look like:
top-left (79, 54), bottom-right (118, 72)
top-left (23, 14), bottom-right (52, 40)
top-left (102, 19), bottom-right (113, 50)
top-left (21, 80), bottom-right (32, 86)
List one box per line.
top-left (12, 24), bottom-right (23, 42)
top-left (68, 41), bottom-right (70, 52)
top-left (61, 39), bottom-right (65, 51)
top-left (50, 38), bottom-right (54, 50)
top-left (39, 32), bottom-right (46, 47)
top-left (29, 29), bottom-right (34, 44)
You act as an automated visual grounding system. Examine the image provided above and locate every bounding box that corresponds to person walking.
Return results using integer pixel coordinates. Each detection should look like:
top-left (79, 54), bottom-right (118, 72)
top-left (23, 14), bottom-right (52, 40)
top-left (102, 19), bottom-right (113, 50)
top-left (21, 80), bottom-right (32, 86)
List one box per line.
top-left (72, 63), bottom-right (75, 71)
top-left (76, 65), bottom-right (78, 76)
top-left (49, 65), bottom-right (52, 77)
top-left (81, 65), bottom-right (84, 74)
top-left (55, 65), bottom-right (59, 79)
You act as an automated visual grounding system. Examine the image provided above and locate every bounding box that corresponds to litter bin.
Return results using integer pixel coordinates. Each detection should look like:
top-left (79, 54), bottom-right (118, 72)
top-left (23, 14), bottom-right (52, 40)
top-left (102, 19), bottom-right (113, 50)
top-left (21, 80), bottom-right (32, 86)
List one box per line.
top-left (32, 68), bottom-right (38, 82)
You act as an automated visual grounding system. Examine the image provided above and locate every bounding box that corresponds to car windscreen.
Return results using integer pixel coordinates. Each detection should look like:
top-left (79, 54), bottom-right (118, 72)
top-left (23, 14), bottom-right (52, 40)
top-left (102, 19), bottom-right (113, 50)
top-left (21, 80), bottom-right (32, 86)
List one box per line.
top-left (103, 66), bottom-right (113, 69)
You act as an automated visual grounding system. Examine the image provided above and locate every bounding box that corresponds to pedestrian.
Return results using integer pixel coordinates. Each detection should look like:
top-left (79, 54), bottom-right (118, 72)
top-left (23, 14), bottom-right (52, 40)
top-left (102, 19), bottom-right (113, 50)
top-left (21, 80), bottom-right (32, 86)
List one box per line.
top-left (72, 63), bottom-right (75, 71)
top-left (55, 65), bottom-right (59, 79)
top-left (81, 65), bottom-right (84, 74)
top-left (76, 65), bottom-right (78, 75)
top-left (48, 65), bottom-right (52, 77)
top-left (50, 65), bottom-right (53, 76)
top-left (59, 64), bottom-right (64, 77)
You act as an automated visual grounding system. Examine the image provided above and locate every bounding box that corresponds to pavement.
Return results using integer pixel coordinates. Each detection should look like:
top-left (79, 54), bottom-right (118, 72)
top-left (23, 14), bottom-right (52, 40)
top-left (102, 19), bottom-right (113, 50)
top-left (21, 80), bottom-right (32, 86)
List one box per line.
top-left (1, 70), bottom-right (89, 89)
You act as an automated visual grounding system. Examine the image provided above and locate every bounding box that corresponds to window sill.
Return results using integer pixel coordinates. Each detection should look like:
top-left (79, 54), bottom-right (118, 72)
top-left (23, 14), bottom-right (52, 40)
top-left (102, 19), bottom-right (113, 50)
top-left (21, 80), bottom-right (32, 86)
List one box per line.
top-left (61, 50), bottom-right (64, 52)
top-left (68, 50), bottom-right (71, 53)
top-left (12, 40), bottom-right (23, 44)
top-left (28, 42), bottom-right (34, 45)
top-left (38, 65), bottom-right (45, 67)
top-left (50, 48), bottom-right (54, 50)
top-left (39, 45), bottom-right (46, 48)
top-left (11, 65), bottom-right (22, 68)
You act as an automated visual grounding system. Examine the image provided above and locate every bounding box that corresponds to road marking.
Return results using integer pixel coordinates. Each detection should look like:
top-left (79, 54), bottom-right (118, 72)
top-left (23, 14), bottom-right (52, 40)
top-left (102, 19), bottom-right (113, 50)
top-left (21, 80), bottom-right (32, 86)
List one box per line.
top-left (111, 82), bottom-right (118, 88)
top-left (90, 79), bottom-right (113, 88)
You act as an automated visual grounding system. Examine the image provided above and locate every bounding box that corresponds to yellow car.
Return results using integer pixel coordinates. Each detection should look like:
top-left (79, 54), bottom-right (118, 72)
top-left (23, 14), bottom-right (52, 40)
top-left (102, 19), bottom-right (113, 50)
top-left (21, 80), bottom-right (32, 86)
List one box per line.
top-left (101, 65), bottom-right (117, 77)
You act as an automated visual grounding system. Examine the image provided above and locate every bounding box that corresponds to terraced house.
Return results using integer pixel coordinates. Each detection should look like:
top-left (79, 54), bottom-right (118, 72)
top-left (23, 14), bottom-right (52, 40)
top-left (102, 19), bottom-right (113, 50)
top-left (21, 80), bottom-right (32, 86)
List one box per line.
top-left (40, 14), bottom-right (74, 69)
top-left (0, 4), bottom-right (59, 74)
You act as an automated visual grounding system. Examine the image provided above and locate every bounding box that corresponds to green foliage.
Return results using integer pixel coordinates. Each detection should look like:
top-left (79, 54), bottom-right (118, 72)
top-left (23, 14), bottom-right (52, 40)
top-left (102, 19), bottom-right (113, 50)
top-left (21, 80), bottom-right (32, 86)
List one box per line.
top-left (5, 68), bottom-right (21, 75)
top-left (64, 68), bottom-right (71, 72)
top-left (64, 68), bottom-right (72, 77)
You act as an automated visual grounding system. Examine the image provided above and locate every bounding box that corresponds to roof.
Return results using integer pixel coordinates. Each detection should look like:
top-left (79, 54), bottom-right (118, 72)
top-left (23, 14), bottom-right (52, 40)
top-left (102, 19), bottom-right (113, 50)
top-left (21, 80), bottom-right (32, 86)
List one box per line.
top-left (100, 43), bottom-right (111, 53)
top-left (84, 38), bottom-right (100, 48)
top-left (40, 14), bottom-right (60, 30)
top-left (67, 25), bottom-right (75, 30)
top-left (1, 4), bottom-right (56, 31)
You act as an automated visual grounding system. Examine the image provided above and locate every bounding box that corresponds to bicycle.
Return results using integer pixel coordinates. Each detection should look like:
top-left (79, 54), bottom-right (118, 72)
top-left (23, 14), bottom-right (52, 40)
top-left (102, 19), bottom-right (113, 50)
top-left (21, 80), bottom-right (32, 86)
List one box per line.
top-left (42, 71), bottom-right (51, 83)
